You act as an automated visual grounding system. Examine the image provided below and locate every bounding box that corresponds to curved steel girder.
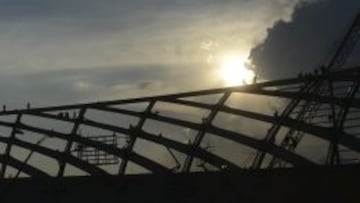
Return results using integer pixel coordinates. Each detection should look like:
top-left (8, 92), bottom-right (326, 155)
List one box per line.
top-left (0, 68), bottom-right (354, 178)
top-left (207, 125), bottom-right (315, 166)
top-left (0, 77), bottom-right (319, 118)
top-left (0, 137), bottom-right (108, 176)
top-left (25, 112), bottom-right (241, 170)
top-left (0, 121), bottom-right (170, 174)
top-left (96, 107), bottom-right (315, 166)
top-left (159, 99), bottom-right (360, 152)
top-left (246, 90), bottom-right (360, 109)
top-left (137, 129), bottom-right (241, 170)
top-left (0, 155), bottom-right (49, 178)
top-left (85, 119), bottom-right (241, 170)
top-left (0, 66), bottom-right (358, 117)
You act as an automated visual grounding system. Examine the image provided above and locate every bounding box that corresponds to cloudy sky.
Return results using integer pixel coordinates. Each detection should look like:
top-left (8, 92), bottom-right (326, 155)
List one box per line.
top-left (0, 0), bottom-right (359, 108)
top-left (0, 0), bottom-right (359, 176)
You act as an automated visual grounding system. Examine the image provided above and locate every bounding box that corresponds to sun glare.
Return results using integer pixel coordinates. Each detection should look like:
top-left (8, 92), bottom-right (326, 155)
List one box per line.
top-left (219, 54), bottom-right (255, 86)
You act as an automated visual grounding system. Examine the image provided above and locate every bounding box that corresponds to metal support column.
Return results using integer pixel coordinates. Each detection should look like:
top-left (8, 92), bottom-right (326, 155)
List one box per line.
top-left (326, 81), bottom-right (360, 164)
top-left (118, 101), bottom-right (155, 175)
top-left (57, 108), bottom-right (86, 177)
top-left (182, 91), bottom-right (231, 172)
top-left (0, 114), bottom-right (22, 179)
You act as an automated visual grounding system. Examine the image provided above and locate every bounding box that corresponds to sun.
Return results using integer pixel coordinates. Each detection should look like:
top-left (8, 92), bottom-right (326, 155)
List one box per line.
top-left (219, 53), bottom-right (255, 86)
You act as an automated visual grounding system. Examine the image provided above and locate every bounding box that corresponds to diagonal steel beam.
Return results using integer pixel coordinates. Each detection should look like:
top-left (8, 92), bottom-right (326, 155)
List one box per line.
top-left (159, 99), bottom-right (360, 152)
top-left (0, 114), bottom-right (22, 179)
top-left (0, 137), bottom-right (108, 176)
top-left (0, 120), bottom-right (170, 174)
top-left (0, 155), bottom-right (49, 178)
top-left (246, 89), bottom-right (360, 109)
top-left (118, 101), bottom-right (155, 175)
top-left (24, 111), bottom-right (241, 170)
top-left (182, 91), bottom-right (231, 172)
top-left (96, 106), bottom-right (315, 166)
top-left (57, 108), bottom-right (86, 177)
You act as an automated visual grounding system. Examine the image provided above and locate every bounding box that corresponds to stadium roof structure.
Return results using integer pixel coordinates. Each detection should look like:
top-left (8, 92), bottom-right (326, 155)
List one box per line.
top-left (0, 66), bottom-right (358, 179)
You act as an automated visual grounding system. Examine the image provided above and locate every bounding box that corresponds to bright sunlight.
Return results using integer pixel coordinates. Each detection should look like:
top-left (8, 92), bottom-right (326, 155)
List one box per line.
top-left (219, 53), bottom-right (255, 86)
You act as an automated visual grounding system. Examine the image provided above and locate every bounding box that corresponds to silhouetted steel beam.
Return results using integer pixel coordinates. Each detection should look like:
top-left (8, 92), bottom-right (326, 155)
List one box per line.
top-left (27, 112), bottom-right (240, 170)
top-left (221, 106), bottom-right (360, 151)
top-left (58, 108), bottom-right (86, 177)
top-left (119, 101), bottom-right (155, 175)
top-left (326, 12), bottom-right (360, 69)
top-left (245, 90), bottom-right (360, 109)
top-left (136, 129), bottom-right (240, 170)
top-left (0, 155), bottom-right (49, 178)
top-left (327, 81), bottom-right (360, 164)
top-left (0, 66), bottom-right (358, 118)
top-left (0, 121), bottom-right (170, 174)
top-left (183, 91), bottom-right (231, 172)
top-left (207, 125), bottom-right (314, 166)
top-left (0, 66), bottom-right (356, 176)
top-left (95, 101), bottom-right (360, 153)
top-left (0, 114), bottom-right (22, 179)
top-left (0, 137), bottom-right (108, 176)
top-left (84, 118), bottom-right (240, 170)
top-left (0, 76), bottom-right (320, 117)
top-left (97, 107), bottom-right (315, 166)
top-left (160, 99), bottom-right (360, 152)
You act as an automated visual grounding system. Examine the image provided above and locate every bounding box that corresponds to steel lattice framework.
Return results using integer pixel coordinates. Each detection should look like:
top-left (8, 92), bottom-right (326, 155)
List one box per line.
top-left (0, 66), bottom-right (358, 179)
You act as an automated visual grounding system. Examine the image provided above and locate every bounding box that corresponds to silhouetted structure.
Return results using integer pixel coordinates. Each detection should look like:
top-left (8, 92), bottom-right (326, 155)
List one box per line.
top-left (252, 11), bottom-right (360, 168)
top-left (0, 10), bottom-right (359, 203)
top-left (0, 66), bottom-right (358, 178)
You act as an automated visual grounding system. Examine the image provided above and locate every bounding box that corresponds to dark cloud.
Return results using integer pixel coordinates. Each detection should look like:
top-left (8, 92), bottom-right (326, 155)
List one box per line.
top-left (250, 0), bottom-right (360, 80)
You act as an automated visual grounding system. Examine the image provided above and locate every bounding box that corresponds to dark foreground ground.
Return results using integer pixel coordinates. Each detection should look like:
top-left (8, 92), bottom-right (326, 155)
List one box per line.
top-left (0, 165), bottom-right (359, 203)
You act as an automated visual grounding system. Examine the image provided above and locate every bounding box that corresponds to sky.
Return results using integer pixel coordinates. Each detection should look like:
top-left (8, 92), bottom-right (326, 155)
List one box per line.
top-left (0, 0), bottom-right (358, 109)
top-left (0, 0), bottom-right (321, 109)
top-left (0, 0), bottom-right (359, 176)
